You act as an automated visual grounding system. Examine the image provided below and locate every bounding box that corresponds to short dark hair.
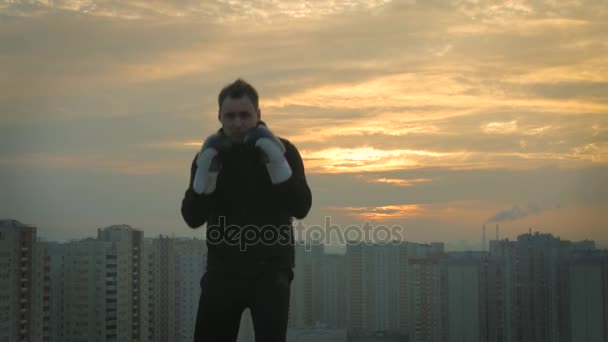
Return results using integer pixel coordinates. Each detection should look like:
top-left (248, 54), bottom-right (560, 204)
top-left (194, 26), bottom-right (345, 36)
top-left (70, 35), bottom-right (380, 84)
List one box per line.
top-left (218, 78), bottom-right (259, 109)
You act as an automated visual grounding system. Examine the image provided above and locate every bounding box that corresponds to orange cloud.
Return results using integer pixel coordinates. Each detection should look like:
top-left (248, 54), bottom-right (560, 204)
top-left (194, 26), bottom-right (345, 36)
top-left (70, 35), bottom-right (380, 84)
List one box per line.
top-left (137, 140), bottom-right (201, 150)
top-left (366, 177), bottom-right (433, 187)
top-left (299, 144), bottom-right (608, 174)
top-left (301, 147), bottom-right (452, 173)
top-left (482, 120), bottom-right (518, 134)
top-left (133, 140), bottom-right (608, 175)
top-left (325, 204), bottom-right (425, 222)
top-left (263, 72), bottom-right (608, 115)
top-left (322, 200), bottom-right (511, 226)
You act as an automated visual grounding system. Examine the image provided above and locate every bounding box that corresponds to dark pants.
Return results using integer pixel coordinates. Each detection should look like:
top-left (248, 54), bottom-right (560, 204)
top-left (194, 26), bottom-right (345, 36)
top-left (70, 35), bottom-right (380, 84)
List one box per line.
top-left (193, 268), bottom-right (293, 342)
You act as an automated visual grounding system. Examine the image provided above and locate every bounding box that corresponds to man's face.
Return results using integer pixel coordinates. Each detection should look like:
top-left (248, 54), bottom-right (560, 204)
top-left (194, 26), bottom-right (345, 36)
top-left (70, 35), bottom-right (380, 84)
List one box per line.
top-left (218, 96), bottom-right (260, 143)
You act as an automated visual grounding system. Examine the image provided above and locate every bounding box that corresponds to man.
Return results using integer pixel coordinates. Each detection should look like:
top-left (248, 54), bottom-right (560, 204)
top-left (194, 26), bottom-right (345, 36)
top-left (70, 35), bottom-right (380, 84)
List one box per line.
top-left (181, 79), bottom-right (312, 342)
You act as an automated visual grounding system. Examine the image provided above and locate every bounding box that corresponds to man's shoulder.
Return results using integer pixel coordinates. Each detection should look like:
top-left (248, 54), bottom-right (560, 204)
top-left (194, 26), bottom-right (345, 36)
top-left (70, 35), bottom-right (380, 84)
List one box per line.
top-left (278, 137), bottom-right (300, 153)
top-left (278, 136), bottom-right (291, 145)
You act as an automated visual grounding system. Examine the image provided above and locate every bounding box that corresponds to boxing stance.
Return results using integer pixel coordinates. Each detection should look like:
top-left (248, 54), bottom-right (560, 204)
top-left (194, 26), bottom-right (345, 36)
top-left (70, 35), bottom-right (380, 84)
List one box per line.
top-left (181, 79), bottom-right (312, 342)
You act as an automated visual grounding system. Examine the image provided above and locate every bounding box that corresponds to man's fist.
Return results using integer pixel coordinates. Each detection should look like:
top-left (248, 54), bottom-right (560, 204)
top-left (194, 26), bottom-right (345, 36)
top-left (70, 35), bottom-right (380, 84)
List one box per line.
top-left (244, 124), bottom-right (292, 184)
top-left (193, 133), bottom-right (230, 194)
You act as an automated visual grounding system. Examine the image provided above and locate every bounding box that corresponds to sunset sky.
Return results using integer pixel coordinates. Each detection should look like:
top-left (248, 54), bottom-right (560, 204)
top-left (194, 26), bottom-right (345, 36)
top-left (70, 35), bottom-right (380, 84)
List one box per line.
top-left (1, 0), bottom-right (607, 249)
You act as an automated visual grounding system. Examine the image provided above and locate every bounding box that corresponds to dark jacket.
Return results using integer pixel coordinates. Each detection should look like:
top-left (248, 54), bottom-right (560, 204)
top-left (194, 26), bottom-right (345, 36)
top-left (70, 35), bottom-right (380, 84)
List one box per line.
top-left (181, 133), bottom-right (312, 272)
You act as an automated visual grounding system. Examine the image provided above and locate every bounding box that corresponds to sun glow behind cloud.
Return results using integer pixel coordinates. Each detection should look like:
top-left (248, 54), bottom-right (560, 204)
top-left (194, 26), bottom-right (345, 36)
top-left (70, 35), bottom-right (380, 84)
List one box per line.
top-left (366, 177), bottom-right (433, 187)
top-left (144, 137), bottom-right (608, 174)
top-left (324, 201), bottom-right (509, 223)
top-left (300, 147), bottom-right (607, 173)
top-left (325, 204), bottom-right (426, 222)
top-left (302, 147), bottom-right (450, 173)
top-left (482, 121), bottom-right (518, 134)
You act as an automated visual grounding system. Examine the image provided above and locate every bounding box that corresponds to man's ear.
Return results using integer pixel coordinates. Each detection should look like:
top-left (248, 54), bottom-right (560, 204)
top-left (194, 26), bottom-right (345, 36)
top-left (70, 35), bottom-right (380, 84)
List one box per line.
top-left (218, 111), bottom-right (222, 123)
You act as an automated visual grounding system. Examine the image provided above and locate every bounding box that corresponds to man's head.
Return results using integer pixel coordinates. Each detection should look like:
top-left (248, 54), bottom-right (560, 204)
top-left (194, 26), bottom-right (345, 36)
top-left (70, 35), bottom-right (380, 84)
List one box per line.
top-left (218, 79), bottom-right (261, 143)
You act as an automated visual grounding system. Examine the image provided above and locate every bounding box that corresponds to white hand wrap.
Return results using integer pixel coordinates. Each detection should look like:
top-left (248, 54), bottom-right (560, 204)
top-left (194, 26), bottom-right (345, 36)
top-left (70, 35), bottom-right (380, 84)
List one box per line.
top-left (256, 138), bottom-right (292, 184)
top-left (193, 148), bottom-right (219, 194)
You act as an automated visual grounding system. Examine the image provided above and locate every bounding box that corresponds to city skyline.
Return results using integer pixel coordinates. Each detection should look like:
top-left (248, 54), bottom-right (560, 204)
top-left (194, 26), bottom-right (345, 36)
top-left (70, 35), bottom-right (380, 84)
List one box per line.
top-left (1, 0), bottom-right (607, 246)
top-left (1, 218), bottom-right (603, 252)
top-left (2, 220), bottom-right (605, 342)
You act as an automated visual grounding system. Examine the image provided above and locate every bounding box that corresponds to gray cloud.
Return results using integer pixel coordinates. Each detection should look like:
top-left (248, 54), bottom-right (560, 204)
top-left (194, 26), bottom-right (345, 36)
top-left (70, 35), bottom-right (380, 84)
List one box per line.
top-left (522, 82), bottom-right (608, 100)
top-left (1, 0), bottom-right (396, 20)
top-left (306, 166), bottom-right (608, 209)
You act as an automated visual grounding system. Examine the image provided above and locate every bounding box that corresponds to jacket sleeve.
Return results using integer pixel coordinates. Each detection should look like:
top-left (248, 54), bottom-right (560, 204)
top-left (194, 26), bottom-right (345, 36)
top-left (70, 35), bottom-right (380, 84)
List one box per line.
top-left (180, 154), bottom-right (213, 228)
top-left (272, 139), bottom-right (312, 220)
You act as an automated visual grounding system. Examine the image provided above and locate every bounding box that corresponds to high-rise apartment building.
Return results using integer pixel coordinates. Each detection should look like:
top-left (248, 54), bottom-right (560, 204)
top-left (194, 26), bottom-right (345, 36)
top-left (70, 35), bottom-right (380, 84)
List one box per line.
top-left (0, 219), bottom-right (47, 342)
top-left (347, 241), bottom-right (443, 339)
top-left (50, 224), bottom-right (145, 342)
top-left (345, 242), bottom-right (366, 333)
top-left (60, 238), bottom-right (114, 341)
top-left (290, 242), bottom-right (324, 328)
top-left (97, 224), bottom-right (146, 342)
top-left (569, 250), bottom-right (608, 342)
top-left (174, 238), bottom-right (206, 342)
top-left (145, 235), bottom-right (176, 342)
top-left (444, 251), bottom-right (488, 342)
top-left (319, 253), bottom-right (347, 329)
top-left (408, 249), bottom-right (444, 342)
top-left (487, 238), bottom-right (516, 342)
top-left (488, 232), bottom-right (597, 342)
